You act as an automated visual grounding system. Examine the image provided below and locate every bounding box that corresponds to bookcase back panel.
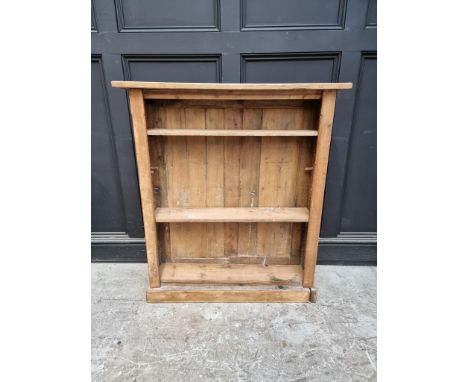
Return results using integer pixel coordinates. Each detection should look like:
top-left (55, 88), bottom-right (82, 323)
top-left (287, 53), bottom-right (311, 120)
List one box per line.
top-left (147, 100), bottom-right (319, 263)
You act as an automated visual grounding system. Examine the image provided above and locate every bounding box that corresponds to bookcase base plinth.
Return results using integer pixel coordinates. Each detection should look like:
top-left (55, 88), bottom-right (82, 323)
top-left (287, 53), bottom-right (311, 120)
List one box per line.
top-left (147, 285), bottom-right (316, 303)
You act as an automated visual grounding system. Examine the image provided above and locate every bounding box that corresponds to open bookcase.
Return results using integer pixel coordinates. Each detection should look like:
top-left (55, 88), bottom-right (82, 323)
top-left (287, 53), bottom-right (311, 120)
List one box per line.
top-left (111, 81), bottom-right (352, 302)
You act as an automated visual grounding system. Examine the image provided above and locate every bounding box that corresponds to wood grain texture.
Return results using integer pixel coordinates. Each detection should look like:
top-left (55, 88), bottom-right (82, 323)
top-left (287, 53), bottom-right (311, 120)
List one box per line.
top-left (224, 109), bottom-right (242, 256)
top-left (146, 286), bottom-right (311, 303)
top-left (303, 90), bottom-right (337, 288)
top-left (238, 109), bottom-right (262, 257)
top-left (160, 263), bottom-right (303, 284)
top-left (142, 92), bottom-right (322, 100)
top-left (145, 99), bottom-right (320, 264)
top-left (112, 81), bottom-right (352, 90)
top-left (205, 108), bottom-right (225, 258)
top-left (147, 129), bottom-right (318, 136)
top-left (257, 109), bottom-right (303, 259)
top-left (127, 89), bottom-right (160, 288)
top-left (155, 208), bottom-right (309, 222)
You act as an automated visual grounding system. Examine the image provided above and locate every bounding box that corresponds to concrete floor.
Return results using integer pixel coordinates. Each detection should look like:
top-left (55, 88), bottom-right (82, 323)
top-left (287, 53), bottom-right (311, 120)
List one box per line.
top-left (92, 264), bottom-right (376, 381)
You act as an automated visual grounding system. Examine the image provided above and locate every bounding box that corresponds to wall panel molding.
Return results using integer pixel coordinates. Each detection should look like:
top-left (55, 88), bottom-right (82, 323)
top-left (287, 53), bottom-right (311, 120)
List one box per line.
top-left (91, 55), bottom-right (129, 235)
top-left (123, 54), bottom-right (222, 83)
top-left (115, 0), bottom-right (220, 32)
top-left (241, 0), bottom-right (347, 31)
top-left (338, 52), bottom-right (377, 236)
top-left (241, 52), bottom-right (341, 83)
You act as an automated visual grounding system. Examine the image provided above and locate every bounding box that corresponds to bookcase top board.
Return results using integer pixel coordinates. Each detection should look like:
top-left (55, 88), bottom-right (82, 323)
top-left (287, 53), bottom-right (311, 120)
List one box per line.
top-left (111, 81), bottom-right (352, 100)
top-left (111, 81), bottom-right (352, 90)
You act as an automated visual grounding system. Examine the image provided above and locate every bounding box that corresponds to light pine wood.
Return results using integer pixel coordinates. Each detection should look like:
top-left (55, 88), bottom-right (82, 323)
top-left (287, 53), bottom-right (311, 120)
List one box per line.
top-left (160, 263), bottom-right (303, 284)
top-left (166, 106), bottom-right (207, 259)
top-left (223, 109), bottom-right (241, 257)
top-left (128, 89), bottom-right (160, 288)
top-left (142, 92), bottom-right (322, 100)
top-left (146, 129), bottom-right (318, 136)
top-left (291, 107), bottom-right (315, 264)
top-left (147, 286), bottom-right (312, 303)
top-left (155, 207), bottom-right (310, 222)
top-left (303, 90), bottom-right (337, 288)
top-left (257, 109), bottom-right (303, 259)
top-left (205, 108), bottom-right (225, 258)
top-left (112, 81), bottom-right (352, 90)
top-left (117, 82), bottom-right (349, 302)
top-left (238, 108), bottom-right (262, 256)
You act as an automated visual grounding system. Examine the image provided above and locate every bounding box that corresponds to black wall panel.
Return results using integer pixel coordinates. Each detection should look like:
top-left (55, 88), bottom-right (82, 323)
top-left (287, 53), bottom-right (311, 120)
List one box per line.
top-left (116, 0), bottom-right (220, 31)
top-left (123, 55), bottom-right (221, 82)
top-left (91, 58), bottom-right (126, 233)
top-left (91, 0), bottom-right (377, 264)
top-left (340, 54), bottom-right (376, 233)
top-left (241, 0), bottom-right (346, 30)
top-left (241, 53), bottom-right (340, 83)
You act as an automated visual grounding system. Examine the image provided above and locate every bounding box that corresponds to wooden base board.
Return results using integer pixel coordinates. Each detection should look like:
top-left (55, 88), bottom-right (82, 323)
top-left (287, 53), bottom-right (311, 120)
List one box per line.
top-left (146, 285), bottom-right (317, 303)
top-left (160, 263), bottom-right (303, 285)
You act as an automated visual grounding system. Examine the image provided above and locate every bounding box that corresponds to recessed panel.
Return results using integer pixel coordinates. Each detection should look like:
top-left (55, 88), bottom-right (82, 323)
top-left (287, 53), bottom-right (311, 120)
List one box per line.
top-left (124, 56), bottom-right (220, 83)
top-left (116, 0), bottom-right (219, 31)
top-left (340, 54), bottom-right (376, 233)
top-left (242, 0), bottom-right (345, 30)
top-left (242, 54), bottom-right (339, 83)
top-left (91, 58), bottom-right (126, 232)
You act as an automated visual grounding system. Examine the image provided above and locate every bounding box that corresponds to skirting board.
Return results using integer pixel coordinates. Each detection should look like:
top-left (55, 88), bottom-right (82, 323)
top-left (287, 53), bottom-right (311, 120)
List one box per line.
top-left (146, 285), bottom-right (317, 303)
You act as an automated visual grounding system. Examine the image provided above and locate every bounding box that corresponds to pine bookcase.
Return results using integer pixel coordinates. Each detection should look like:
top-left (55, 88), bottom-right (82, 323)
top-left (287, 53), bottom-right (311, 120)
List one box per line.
top-left (111, 81), bottom-right (352, 303)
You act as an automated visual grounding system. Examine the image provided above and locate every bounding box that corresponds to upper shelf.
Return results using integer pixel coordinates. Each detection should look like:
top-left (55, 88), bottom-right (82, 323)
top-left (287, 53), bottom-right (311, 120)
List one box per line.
top-left (147, 129), bottom-right (318, 137)
top-left (111, 81), bottom-right (353, 91)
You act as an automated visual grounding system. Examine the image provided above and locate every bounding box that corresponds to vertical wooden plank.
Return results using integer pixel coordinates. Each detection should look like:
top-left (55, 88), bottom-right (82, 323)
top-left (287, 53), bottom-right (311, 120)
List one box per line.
top-left (237, 108), bottom-right (262, 258)
top-left (147, 103), bottom-right (171, 262)
top-left (257, 108), bottom-right (302, 261)
top-left (166, 106), bottom-right (208, 259)
top-left (184, 108), bottom-right (207, 257)
top-left (224, 108), bottom-right (242, 256)
top-left (303, 90), bottom-right (337, 287)
top-left (165, 105), bottom-right (190, 259)
top-left (290, 106), bottom-right (314, 264)
top-left (128, 89), bottom-right (160, 288)
top-left (205, 108), bottom-right (225, 257)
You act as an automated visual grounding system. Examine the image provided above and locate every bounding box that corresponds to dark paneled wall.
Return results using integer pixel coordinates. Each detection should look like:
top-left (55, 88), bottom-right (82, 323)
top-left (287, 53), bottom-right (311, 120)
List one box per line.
top-left (91, 0), bottom-right (377, 264)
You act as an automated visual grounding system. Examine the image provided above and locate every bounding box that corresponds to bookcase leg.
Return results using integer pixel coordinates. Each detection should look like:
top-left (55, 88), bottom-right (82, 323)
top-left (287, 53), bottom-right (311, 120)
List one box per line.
top-left (128, 89), bottom-right (160, 288)
top-left (303, 90), bottom-right (337, 288)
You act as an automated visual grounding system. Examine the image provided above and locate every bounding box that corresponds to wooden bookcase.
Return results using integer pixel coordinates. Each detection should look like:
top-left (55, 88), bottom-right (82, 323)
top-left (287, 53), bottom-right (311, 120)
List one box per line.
top-left (111, 81), bottom-right (352, 303)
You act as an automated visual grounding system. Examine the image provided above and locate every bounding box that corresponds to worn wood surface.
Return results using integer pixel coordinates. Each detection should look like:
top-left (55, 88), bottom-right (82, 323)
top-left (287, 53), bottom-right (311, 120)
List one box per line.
top-left (112, 81), bottom-right (352, 90)
top-left (149, 100), bottom-right (315, 263)
top-left (142, 92), bottom-right (323, 100)
top-left (303, 90), bottom-right (337, 288)
top-left (127, 89), bottom-right (160, 287)
top-left (120, 83), bottom-right (345, 303)
top-left (155, 207), bottom-right (309, 222)
top-left (147, 129), bottom-right (318, 136)
top-left (146, 285), bottom-right (312, 303)
top-left (160, 263), bottom-right (303, 285)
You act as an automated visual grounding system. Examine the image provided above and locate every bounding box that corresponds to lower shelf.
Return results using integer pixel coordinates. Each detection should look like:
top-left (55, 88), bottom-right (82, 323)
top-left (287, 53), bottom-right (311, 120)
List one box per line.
top-left (160, 263), bottom-right (303, 285)
top-left (155, 207), bottom-right (309, 222)
top-left (147, 284), bottom-right (316, 303)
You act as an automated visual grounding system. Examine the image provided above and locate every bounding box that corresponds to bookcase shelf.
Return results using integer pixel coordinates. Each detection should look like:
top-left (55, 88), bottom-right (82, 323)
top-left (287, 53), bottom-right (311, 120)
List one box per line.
top-left (155, 207), bottom-right (310, 223)
top-left (147, 129), bottom-right (318, 136)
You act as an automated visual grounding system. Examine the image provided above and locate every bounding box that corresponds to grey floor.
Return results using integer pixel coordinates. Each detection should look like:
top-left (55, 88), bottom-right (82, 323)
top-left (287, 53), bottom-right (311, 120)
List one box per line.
top-left (92, 264), bottom-right (376, 381)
